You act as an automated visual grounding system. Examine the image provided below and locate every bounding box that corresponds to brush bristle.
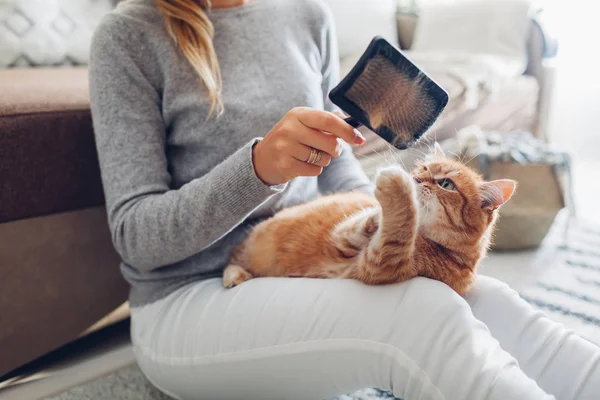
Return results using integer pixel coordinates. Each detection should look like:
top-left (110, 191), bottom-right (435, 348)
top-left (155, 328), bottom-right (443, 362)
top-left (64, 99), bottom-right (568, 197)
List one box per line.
top-left (345, 54), bottom-right (438, 148)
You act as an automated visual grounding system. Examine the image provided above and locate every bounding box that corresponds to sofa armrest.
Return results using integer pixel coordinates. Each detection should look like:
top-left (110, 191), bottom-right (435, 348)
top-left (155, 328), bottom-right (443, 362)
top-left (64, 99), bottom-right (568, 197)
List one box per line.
top-left (396, 12), bottom-right (418, 50)
top-left (533, 59), bottom-right (557, 141)
top-left (526, 10), bottom-right (558, 139)
top-left (525, 10), bottom-right (559, 79)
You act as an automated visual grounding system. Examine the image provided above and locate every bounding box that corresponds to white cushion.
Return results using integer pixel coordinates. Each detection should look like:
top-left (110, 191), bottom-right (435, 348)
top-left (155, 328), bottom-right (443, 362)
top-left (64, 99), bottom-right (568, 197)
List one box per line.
top-left (412, 0), bottom-right (533, 73)
top-left (0, 0), bottom-right (112, 67)
top-left (322, 0), bottom-right (399, 59)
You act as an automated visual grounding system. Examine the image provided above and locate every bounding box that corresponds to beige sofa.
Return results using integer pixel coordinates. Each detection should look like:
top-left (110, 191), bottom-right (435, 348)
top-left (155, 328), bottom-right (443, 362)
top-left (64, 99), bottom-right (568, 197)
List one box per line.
top-left (0, 11), bottom-right (556, 378)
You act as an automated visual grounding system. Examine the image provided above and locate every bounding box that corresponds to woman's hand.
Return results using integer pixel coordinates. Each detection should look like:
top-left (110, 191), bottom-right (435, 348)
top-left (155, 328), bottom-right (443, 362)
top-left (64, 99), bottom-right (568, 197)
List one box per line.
top-left (252, 107), bottom-right (365, 186)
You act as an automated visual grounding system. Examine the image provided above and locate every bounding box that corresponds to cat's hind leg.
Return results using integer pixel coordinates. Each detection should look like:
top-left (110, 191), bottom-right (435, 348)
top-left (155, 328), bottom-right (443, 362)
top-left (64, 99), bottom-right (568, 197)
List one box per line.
top-left (223, 264), bottom-right (254, 289)
top-left (331, 207), bottom-right (380, 259)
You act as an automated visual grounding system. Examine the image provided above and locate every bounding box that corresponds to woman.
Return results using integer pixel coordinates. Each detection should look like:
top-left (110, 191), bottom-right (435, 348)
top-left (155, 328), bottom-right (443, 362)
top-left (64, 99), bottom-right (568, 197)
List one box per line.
top-left (89, 0), bottom-right (600, 399)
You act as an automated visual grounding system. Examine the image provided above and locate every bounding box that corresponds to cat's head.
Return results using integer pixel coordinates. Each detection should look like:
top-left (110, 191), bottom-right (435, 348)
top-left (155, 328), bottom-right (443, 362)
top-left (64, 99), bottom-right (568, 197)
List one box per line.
top-left (412, 143), bottom-right (516, 248)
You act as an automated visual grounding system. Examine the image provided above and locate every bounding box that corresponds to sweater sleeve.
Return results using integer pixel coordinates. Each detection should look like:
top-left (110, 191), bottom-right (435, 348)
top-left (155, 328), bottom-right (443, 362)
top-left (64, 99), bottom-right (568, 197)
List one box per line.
top-left (89, 16), bottom-right (286, 271)
top-left (316, 11), bottom-right (373, 195)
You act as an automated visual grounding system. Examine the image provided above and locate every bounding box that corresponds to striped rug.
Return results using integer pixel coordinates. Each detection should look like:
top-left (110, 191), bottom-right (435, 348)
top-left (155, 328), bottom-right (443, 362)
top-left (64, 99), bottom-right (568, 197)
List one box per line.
top-left (519, 211), bottom-right (600, 345)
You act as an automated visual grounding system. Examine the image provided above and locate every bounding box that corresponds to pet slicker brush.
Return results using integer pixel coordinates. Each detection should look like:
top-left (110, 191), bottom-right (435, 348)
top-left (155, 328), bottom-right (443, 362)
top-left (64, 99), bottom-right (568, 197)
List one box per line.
top-left (329, 37), bottom-right (449, 149)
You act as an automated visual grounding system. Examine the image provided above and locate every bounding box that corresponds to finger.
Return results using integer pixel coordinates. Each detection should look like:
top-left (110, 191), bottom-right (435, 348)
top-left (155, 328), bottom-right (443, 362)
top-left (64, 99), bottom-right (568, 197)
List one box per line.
top-left (333, 111), bottom-right (348, 119)
top-left (289, 122), bottom-right (343, 157)
top-left (286, 158), bottom-right (323, 179)
top-left (294, 108), bottom-right (365, 146)
top-left (289, 142), bottom-right (332, 167)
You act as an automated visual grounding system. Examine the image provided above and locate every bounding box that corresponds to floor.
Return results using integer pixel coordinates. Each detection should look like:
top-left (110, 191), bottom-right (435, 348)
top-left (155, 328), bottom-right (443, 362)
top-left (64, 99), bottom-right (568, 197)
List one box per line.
top-left (3, 2), bottom-right (600, 399)
top-left (0, 322), bottom-right (134, 400)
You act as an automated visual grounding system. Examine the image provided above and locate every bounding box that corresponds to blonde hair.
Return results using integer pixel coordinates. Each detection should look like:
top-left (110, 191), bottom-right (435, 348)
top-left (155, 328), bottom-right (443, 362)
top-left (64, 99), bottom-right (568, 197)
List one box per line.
top-left (155, 0), bottom-right (223, 116)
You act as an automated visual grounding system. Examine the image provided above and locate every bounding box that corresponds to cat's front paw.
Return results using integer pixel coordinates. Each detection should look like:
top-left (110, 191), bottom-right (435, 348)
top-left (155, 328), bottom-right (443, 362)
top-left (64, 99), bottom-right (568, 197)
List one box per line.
top-left (376, 165), bottom-right (412, 184)
top-left (375, 166), bottom-right (416, 204)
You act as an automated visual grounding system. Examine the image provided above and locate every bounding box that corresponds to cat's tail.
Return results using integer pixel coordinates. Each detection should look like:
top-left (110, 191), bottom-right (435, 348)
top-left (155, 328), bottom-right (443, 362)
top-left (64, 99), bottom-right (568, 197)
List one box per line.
top-left (223, 264), bottom-right (254, 289)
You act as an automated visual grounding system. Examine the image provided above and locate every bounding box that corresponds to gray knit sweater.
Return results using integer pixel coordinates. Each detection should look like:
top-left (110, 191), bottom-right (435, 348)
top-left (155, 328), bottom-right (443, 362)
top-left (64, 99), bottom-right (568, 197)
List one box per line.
top-left (89, 0), bottom-right (372, 307)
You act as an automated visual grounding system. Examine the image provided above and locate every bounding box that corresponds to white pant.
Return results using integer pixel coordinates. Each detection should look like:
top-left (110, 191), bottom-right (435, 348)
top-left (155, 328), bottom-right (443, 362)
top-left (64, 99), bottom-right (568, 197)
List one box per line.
top-left (131, 276), bottom-right (600, 400)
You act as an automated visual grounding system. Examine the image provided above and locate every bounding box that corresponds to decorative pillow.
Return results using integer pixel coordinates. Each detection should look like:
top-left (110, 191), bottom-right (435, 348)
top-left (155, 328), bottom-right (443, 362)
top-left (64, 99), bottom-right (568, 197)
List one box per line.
top-left (412, 0), bottom-right (533, 74)
top-left (321, 0), bottom-right (399, 59)
top-left (0, 0), bottom-right (113, 67)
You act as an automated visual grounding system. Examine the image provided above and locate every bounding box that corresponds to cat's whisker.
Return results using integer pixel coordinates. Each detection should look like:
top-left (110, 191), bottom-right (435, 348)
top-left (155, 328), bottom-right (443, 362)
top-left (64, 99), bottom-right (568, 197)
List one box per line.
top-left (354, 152), bottom-right (380, 164)
top-left (454, 129), bottom-right (468, 164)
top-left (463, 151), bottom-right (483, 166)
top-left (357, 148), bottom-right (391, 171)
top-left (384, 146), bottom-right (401, 165)
top-left (396, 153), bottom-right (408, 171)
top-left (448, 150), bottom-right (461, 160)
top-left (422, 138), bottom-right (433, 155)
top-left (372, 148), bottom-right (393, 167)
top-left (410, 147), bottom-right (430, 161)
top-left (384, 151), bottom-right (399, 168)
top-left (382, 142), bottom-right (407, 170)
top-left (411, 145), bottom-right (426, 156)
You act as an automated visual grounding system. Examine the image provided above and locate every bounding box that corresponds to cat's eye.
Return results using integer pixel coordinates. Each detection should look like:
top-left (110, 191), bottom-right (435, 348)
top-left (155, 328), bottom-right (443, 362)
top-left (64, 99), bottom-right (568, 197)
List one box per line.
top-left (437, 179), bottom-right (456, 191)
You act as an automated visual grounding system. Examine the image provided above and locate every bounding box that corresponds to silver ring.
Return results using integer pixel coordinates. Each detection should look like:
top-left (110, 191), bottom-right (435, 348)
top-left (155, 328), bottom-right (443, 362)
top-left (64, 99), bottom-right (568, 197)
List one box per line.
top-left (307, 148), bottom-right (320, 165)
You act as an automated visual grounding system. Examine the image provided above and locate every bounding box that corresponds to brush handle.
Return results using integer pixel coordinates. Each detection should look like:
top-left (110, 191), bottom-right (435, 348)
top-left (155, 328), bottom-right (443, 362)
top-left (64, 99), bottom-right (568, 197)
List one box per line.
top-left (344, 116), bottom-right (361, 128)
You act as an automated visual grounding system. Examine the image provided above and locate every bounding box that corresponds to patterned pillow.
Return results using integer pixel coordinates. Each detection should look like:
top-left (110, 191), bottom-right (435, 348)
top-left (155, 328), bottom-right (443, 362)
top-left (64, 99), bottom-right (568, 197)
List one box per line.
top-left (0, 0), bottom-right (113, 67)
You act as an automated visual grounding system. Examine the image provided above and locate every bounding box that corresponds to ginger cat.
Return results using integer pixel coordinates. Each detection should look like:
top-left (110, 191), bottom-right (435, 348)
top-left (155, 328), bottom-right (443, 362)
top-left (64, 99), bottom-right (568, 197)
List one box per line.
top-left (223, 144), bottom-right (516, 295)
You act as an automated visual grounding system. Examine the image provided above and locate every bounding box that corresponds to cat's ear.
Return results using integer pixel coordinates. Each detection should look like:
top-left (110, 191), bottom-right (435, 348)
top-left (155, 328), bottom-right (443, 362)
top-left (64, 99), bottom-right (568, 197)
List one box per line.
top-left (434, 142), bottom-right (446, 159)
top-left (480, 179), bottom-right (517, 211)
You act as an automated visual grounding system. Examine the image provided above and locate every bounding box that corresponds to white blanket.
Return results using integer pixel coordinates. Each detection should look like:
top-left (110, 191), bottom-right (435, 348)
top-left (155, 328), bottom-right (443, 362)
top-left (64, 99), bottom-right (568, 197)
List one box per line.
top-left (404, 50), bottom-right (525, 110)
top-left (407, 0), bottom-right (533, 109)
